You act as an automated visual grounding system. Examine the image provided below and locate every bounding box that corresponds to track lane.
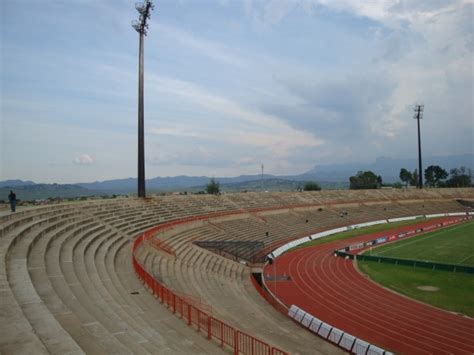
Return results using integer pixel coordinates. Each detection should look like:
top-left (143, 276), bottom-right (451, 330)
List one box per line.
top-left (264, 217), bottom-right (474, 354)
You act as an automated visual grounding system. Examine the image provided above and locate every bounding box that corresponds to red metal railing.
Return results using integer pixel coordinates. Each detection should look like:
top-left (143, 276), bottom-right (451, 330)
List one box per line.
top-left (174, 291), bottom-right (213, 315)
top-left (133, 227), bottom-right (288, 355)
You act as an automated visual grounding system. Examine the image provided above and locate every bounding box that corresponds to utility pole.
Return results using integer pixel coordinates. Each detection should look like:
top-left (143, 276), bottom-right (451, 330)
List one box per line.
top-left (132, 0), bottom-right (154, 198)
top-left (414, 104), bottom-right (424, 189)
top-left (261, 164), bottom-right (264, 192)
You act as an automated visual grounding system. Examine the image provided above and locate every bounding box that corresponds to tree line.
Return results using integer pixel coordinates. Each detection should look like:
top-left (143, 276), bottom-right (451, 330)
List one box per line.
top-left (203, 165), bottom-right (471, 194)
top-left (349, 165), bottom-right (472, 189)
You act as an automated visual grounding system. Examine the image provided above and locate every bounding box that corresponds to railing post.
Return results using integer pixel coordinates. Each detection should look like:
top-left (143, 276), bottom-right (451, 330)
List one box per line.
top-left (234, 330), bottom-right (239, 355)
top-left (207, 316), bottom-right (212, 340)
top-left (221, 322), bottom-right (224, 347)
top-left (197, 310), bottom-right (201, 332)
top-left (188, 304), bottom-right (192, 326)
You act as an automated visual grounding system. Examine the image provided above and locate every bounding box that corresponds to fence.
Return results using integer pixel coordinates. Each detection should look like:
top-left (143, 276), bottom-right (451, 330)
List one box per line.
top-left (133, 230), bottom-right (288, 355)
top-left (337, 251), bottom-right (474, 273)
top-left (334, 215), bottom-right (473, 274)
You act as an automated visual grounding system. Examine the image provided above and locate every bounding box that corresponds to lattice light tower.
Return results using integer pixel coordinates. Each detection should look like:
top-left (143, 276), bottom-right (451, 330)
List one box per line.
top-left (414, 104), bottom-right (424, 189)
top-left (132, 0), bottom-right (154, 198)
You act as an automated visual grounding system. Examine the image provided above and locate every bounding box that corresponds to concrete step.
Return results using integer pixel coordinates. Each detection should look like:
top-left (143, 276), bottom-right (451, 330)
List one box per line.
top-left (6, 223), bottom-right (84, 354)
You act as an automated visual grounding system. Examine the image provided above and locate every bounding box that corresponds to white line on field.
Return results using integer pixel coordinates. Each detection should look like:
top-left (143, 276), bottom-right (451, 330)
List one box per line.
top-left (457, 254), bottom-right (474, 265)
top-left (374, 222), bottom-right (468, 256)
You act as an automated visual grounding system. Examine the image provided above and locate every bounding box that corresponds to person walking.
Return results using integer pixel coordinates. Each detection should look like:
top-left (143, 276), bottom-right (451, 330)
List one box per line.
top-left (8, 190), bottom-right (17, 212)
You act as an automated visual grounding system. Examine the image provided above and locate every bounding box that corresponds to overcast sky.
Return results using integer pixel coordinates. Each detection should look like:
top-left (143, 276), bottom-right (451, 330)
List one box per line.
top-left (1, 0), bottom-right (472, 183)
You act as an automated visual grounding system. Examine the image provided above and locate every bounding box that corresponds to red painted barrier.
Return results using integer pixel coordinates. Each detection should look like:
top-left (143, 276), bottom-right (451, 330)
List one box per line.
top-left (249, 274), bottom-right (288, 315)
top-left (132, 226), bottom-right (288, 355)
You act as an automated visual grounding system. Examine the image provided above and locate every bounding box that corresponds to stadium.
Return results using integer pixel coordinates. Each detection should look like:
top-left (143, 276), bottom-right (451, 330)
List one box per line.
top-left (1, 188), bottom-right (473, 354)
top-left (2, 1), bottom-right (473, 354)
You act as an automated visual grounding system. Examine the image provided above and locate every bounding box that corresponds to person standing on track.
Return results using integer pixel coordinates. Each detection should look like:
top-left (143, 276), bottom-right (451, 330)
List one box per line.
top-left (8, 190), bottom-right (17, 212)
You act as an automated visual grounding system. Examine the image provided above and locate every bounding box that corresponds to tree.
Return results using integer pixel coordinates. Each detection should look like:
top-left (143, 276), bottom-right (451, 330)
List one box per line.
top-left (445, 166), bottom-right (472, 187)
top-left (377, 175), bottom-right (383, 187)
top-left (349, 171), bottom-right (380, 189)
top-left (410, 169), bottom-right (419, 187)
top-left (424, 165), bottom-right (448, 187)
top-left (304, 181), bottom-right (321, 191)
top-left (206, 178), bottom-right (220, 195)
top-left (399, 168), bottom-right (412, 188)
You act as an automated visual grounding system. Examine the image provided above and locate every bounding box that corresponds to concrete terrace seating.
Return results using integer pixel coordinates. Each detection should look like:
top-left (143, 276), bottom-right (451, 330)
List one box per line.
top-left (135, 230), bottom-right (339, 354)
top-left (134, 191), bottom-right (471, 352)
top-left (1, 188), bottom-right (473, 354)
top-left (1, 203), bottom-right (224, 354)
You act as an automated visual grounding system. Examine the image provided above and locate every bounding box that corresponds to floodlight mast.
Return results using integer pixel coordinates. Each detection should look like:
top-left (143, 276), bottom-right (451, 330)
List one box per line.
top-left (132, 0), bottom-right (154, 198)
top-left (414, 104), bottom-right (424, 189)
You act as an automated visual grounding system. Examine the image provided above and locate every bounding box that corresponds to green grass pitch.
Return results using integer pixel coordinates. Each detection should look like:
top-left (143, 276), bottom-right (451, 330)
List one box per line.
top-left (364, 220), bottom-right (474, 266)
top-left (359, 220), bottom-right (474, 316)
top-left (358, 261), bottom-right (474, 317)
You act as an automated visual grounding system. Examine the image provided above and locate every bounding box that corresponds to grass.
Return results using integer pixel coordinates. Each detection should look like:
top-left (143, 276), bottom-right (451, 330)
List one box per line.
top-left (364, 220), bottom-right (474, 266)
top-left (290, 218), bottom-right (426, 251)
top-left (358, 261), bottom-right (474, 317)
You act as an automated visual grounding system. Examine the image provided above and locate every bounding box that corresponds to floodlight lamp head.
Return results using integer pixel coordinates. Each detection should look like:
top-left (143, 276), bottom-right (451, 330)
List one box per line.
top-left (132, 0), bottom-right (154, 34)
top-left (132, 20), bottom-right (141, 32)
top-left (147, 0), bottom-right (154, 14)
top-left (135, 3), bottom-right (145, 15)
top-left (413, 104), bottom-right (424, 119)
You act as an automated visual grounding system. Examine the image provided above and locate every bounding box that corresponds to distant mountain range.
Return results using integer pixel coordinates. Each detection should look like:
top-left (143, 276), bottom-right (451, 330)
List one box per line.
top-left (0, 183), bottom-right (99, 201)
top-left (1, 154), bottom-right (472, 200)
top-left (0, 179), bottom-right (36, 188)
top-left (302, 153), bottom-right (473, 183)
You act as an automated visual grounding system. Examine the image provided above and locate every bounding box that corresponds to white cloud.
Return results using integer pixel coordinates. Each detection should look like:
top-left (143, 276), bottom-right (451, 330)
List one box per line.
top-left (3, 0), bottom-right (471, 182)
top-left (147, 75), bottom-right (324, 155)
top-left (154, 23), bottom-right (247, 67)
top-left (73, 154), bottom-right (94, 165)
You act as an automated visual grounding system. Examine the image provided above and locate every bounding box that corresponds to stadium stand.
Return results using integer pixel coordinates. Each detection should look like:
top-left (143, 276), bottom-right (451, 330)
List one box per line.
top-left (1, 188), bottom-right (473, 354)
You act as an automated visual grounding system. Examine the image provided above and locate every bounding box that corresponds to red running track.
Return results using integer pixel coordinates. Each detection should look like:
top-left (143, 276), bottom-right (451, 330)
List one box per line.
top-left (263, 217), bottom-right (474, 354)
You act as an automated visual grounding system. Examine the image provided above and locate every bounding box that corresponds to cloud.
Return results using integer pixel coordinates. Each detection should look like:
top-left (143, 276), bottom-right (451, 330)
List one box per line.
top-left (147, 146), bottom-right (230, 167)
top-left (146, 75), bottom-right (324, 156)
top-left (2, 0), bottom-right (471, 182)
top-left (262, 72), bottom-right (398, 143)
top-left (154, 23), bottom-right (247, 67)
top-left (244, 0), bottom-right (299, 29)
top-left (73, 154), bottom-right (94, 165)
